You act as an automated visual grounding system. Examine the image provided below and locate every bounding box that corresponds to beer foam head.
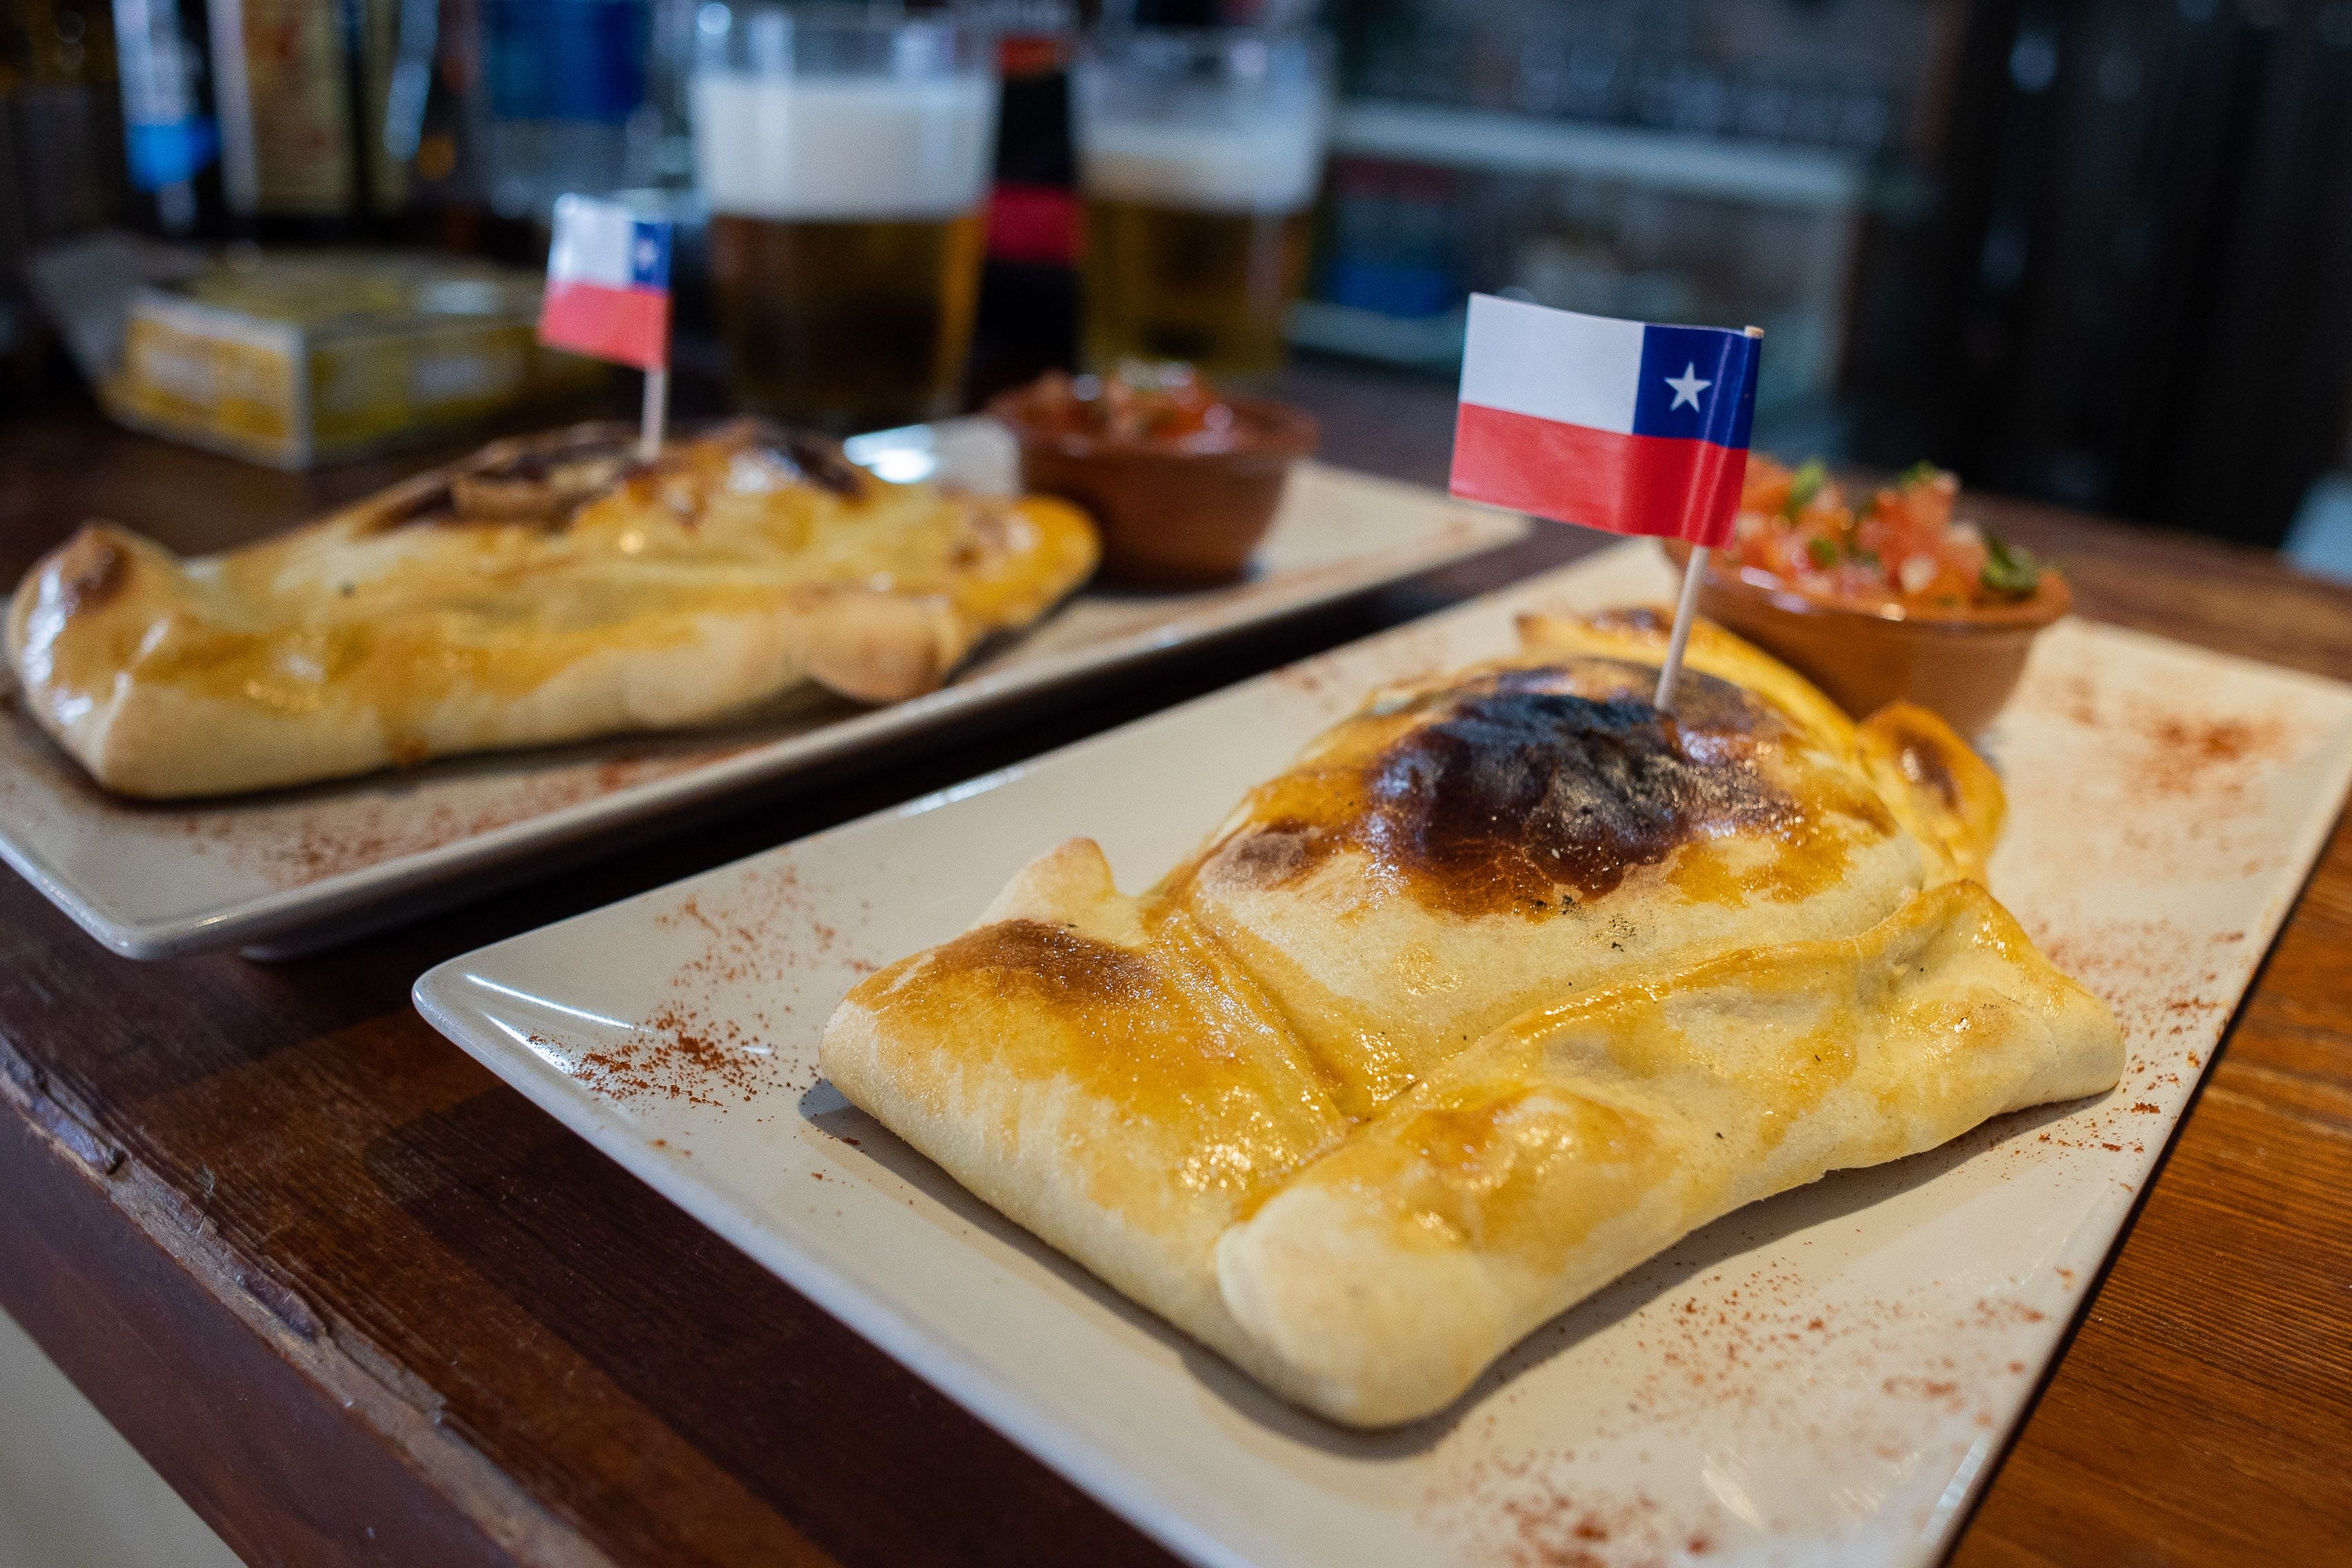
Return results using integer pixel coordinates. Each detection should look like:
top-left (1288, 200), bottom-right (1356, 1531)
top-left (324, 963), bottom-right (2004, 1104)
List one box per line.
top-left (1078, 116), bottom-right (1324, 213)
top-left (692, 74), bottom-right (999, 220)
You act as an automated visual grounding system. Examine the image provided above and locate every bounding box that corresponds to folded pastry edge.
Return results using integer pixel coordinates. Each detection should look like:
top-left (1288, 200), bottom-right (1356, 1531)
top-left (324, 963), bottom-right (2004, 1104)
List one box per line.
top-left (1211, 877), bottom-right (2125, 1427)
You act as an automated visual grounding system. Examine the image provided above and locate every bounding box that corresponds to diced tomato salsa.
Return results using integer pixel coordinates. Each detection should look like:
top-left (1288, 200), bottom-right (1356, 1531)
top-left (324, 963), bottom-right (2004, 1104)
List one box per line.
top-left (1015, 362), bottom-right (1240, 447)
top-left (1729, 455), bottom-right (2044, 611)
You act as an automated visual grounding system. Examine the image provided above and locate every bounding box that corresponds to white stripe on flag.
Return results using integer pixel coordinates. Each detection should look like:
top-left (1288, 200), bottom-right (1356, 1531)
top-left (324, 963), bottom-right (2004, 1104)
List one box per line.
top-left (1456, 294), bottom-right (1646, 436)
top-left (548, 195), bottom-right (640, 291)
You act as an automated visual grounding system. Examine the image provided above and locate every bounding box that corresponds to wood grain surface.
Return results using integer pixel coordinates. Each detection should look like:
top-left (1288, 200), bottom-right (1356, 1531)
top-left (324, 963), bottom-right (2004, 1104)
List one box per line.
top-left (1, 364), bottom-right (2349, 1568)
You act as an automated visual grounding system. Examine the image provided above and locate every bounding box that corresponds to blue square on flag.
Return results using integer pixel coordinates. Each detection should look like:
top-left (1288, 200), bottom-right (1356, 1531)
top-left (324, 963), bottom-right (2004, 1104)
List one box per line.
top-left (628, 224), bottom-right (671, 290)
top-left (1631, 323), bottom-right (1758, 451)
top-left (1449, 295), bottom-right (1762, 547)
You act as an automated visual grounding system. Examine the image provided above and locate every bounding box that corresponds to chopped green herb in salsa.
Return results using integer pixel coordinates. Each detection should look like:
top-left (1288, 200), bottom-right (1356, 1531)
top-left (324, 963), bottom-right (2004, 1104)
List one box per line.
top-left (1729, 455), bottom-right (2052, 610)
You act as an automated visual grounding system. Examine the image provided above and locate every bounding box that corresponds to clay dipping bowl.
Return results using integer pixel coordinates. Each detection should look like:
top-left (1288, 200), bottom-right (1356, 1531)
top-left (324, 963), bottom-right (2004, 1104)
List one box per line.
top-left (1663, 539), bottom-right (2072, 736)
top-left (988, 385), bottom-right (1319, 589)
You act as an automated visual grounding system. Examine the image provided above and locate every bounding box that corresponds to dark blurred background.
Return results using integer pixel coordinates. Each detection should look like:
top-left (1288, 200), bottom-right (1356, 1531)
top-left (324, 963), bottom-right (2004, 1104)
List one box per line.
top-left (6, 0), bottom-right (2351, 562)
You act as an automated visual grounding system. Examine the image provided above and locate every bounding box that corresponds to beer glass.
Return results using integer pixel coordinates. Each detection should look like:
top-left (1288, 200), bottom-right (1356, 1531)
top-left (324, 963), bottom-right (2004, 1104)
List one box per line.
top-left (693, 6), bottom-right (999, 431)
top-left (1073, 28), bottom-right (1331, 378)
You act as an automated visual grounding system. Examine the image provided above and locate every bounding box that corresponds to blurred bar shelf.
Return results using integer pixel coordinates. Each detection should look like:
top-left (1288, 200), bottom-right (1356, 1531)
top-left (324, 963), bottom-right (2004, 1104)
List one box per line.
top-left (1286, 299), bottom-right (1465, 370)
top-left (1327, 101), bottom-right (1869, 210)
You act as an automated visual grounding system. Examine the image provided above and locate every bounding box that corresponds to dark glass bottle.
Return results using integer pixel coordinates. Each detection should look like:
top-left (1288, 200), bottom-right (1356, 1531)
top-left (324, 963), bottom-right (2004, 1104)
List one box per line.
top-left (972, 2), bottom-right (1080, 396)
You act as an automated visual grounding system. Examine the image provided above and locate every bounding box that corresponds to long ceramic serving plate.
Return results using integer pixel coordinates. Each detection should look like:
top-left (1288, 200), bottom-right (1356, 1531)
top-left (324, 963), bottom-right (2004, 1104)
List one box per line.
top-left (0, 419), bottom-right (1522, 958)
top-left (415, 541), bottom-right (2352, 1568)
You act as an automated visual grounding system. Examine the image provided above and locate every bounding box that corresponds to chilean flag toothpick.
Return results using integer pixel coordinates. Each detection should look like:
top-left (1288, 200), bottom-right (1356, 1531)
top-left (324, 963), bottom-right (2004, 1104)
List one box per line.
top-left (540, 194), bottom-right (674, 461)
top-left (1447, 295), bottom-right (1763, 711)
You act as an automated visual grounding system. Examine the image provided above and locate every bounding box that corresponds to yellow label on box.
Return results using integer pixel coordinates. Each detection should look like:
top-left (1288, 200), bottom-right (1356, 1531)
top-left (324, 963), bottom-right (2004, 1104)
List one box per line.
top-left (108, 257), bottom-right (611, 469)
top-left (117, 308), bottom-right (306, 464)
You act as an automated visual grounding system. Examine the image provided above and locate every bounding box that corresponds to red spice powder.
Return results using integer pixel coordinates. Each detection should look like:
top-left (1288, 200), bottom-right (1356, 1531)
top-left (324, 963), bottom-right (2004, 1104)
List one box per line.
top-left (571, 1003), bottom-right (781, 1108)
top-left (157, 735), bottom-right (768, 888)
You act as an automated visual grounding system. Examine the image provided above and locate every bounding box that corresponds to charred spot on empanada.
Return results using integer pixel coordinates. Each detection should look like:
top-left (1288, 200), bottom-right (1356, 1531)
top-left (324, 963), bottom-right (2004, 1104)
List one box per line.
top-left (1202, 657), bottom-right (1902, 917)
top-left (374, 482), bottom-right (455, 528)
top-left (369, 421), bottom-right (875, 533)
top-left (689, 419), bottom-right (871, 502)
top-left (449, 431), bottom-right (642, 525)
top-left (1364, 677), bottom-right (1792, 905)
top-left (365, 424), bottom-right (640, 530)
top-left (769, 429), bottom-right (870, 500)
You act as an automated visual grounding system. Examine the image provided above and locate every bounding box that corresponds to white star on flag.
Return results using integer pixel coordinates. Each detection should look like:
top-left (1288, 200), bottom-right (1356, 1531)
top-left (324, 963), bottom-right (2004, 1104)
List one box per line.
top-left (1665, 362), bottom-right (1712, 411)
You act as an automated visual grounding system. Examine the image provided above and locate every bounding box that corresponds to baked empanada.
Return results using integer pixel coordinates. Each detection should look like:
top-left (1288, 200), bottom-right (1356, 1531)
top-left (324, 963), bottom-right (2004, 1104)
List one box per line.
top-left (821, 611), bottom-right (2120, 1425)
top-left (6, 420), bottom-right (1098, 798)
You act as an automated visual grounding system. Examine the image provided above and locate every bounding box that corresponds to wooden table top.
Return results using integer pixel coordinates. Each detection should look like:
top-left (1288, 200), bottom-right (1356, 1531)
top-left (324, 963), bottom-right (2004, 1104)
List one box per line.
top-left (3, 366), bottom-right (2349, 1568)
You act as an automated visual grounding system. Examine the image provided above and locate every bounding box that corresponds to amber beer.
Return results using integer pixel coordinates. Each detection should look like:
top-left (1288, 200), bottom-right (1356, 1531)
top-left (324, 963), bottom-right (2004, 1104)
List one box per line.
top-left (692, 12), bottom-right (997, 431)
top-left (1081, 197), bottom-right (1311, 376)
top-left (706, 210), bottom-right (986, 432)
top-left (1075, 31), bottom-right (1330, 378)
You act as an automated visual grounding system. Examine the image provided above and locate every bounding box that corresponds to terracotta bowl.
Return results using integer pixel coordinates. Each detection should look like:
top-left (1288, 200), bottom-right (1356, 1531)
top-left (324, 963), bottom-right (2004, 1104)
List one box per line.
top-left (988, 386), bottom-right (1319, 589)
top-left (1662, 540), bottom-right (2072, 736)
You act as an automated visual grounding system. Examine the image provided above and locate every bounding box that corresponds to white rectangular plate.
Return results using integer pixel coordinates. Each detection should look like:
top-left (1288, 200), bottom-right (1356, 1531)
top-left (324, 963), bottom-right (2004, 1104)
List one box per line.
top-left (0, 419), bottom-right (1522, 958)
top-left (415, 541), bottom-right (2352, 1568)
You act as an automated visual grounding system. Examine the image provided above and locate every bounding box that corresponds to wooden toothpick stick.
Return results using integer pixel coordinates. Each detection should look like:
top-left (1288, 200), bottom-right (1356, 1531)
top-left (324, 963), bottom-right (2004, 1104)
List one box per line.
top-left (639, 365), bottom-right (668, 464)
top-left (1654, 543), bottom-right (1709, 710)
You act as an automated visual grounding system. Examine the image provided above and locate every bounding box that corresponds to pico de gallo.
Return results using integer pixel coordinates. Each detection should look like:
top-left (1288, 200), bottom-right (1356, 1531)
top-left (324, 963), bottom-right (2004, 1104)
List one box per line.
top-left (1012, 362), bottom-right (1241, 447)
top-left (1728, 455), bottom-right (2046, 611)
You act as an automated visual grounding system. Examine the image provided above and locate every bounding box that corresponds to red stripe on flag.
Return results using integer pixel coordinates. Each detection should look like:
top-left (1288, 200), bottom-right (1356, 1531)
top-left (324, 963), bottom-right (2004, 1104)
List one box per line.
top-left (538, 279), bottom-right (669, 370)
top-left (1450, 402), bottom-right (1750, 547)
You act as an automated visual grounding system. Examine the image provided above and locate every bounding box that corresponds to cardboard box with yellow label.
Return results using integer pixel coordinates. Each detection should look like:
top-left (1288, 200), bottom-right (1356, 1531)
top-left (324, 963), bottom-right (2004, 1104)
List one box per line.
top-left (104, 252), bottom-right (606, 469)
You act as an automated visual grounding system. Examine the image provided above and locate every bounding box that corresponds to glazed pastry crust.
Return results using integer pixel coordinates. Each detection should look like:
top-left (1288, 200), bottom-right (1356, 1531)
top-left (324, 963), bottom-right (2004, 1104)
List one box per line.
top-left (4, 421), bottom-right (1098, 798)
top-left (1214, 877), bottom-right (2115, 1422)
top-left (819, 613), bottom-right (2121, 1427)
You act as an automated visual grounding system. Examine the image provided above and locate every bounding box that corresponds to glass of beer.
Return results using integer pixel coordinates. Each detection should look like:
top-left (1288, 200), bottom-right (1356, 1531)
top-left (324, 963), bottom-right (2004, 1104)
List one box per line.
top-left (692, 6), bottom-right (999, 431)
top-left (1072, 28), bottom-right (1331, 379)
